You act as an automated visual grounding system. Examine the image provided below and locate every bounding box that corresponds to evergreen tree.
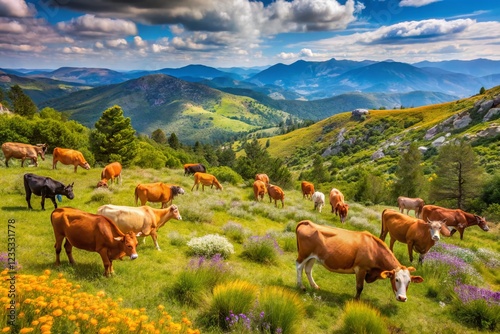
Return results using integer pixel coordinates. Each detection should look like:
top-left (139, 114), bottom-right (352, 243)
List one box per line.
top-left (479, 86), bottom-right (486, 94)
top-left (151, 129), bottom-right (167, 144)
top-left (310, 155), bottom-right (329, 183)
top-left (217, 147), bottom-right (236, 167)
top-left (90, 105), bottom-right (138, 166)
top-left (392, 143), bottom-right (424, 199)
top-left (429, 141), bottom-right (484, 209)
top-left (168, 132), bottom-right (180, 149)
top-left (8, 85), bottom-right (37, 118)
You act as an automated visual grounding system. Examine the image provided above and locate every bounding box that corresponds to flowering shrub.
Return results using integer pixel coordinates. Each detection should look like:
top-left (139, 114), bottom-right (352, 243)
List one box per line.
top-left (222, 221), bottom-right (251, 244)
top-left (451, 285), bottom-right (500, 331)
top-left (454, 283), bottom-right (500, 306)
top-left (0, 269), bottom-right (199, 334)
top-left (187, 234), bottom-right (234, 258)
top-left (242, 235), bottom-right (282, 264)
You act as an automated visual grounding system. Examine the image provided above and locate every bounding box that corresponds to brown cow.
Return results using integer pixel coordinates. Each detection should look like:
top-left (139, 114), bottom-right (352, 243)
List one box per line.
top-left (135, 183), bottom-right (185, 208)
top-left (301, 181), bottom-right (315, 200)
top-left (253, 180), bottom-right (267, 201)
top-left (191, 172), bottom-right (223, 191)
top-left (380, 209), bottom-right (449, 263)
top-left (397, 196), bottom-right (425, 218)
top-left (97, 162), bottom-right (122, 188)
top-left (52, 147), bottom-right (90, 172)
top-left (421, 205), bottom-right (489, 240)
top-left (255, 173), bottom-right (270, 184)
top-left (50, 207), bottom-right (139, 277)
top-left (2, 142), bottom-right (48, 167)
top-left (267, 183), bottom-right (285, 208)
top-left (329, 188), bottom-right (349, 223)
top-left (98, 204), bottom-right (182, 251)
top-left (296, 220), bottom-right (424, 301)
top-left (184, 163), bottom-right (206, 176)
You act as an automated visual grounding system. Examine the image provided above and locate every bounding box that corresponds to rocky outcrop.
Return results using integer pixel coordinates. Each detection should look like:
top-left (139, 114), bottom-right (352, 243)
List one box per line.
top-left (352, 109), bottom-right (369, 118)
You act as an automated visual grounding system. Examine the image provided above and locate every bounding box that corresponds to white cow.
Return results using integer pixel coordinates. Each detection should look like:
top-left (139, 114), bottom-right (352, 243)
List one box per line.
top-left (97, 204), bottom-right (182, 251)
top-left (311, 191), bottom-right (325, 213)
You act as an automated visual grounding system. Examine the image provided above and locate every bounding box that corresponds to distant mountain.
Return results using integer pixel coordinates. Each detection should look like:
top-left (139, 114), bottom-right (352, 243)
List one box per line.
top-left (32, 67), bottom-right (131, 86)
top-left (0, 72), bottom-right (90, 104)
top-left (40, 74), bottom-right (292, 144)
top-left (413, 58), bottom-right (500, 77)
top-left (153, 64), bottom-right (241, 80)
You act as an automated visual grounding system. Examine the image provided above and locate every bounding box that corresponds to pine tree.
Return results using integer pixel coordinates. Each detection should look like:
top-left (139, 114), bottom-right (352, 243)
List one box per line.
top-left (8, 85), bottom-right (37, 118)
top-left (90, 105), bottom-right (138, 166)
top-left (392, 143), bottom-right (424, 199)
top-left (429, 141), bottom-right (484, 209)
top-left (168, 132), bottom-right (180, 149)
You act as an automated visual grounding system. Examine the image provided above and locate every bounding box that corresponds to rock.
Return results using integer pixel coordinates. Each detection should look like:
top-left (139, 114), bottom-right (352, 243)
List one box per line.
top-left (352, 109), bottom-right (369, 118)
top-left (478, 100), bottom-right (494, 114)
top-left (477, 126), bottom-right (500, 138)
top-left (483, 108), bottom-right (500, 122)
top-left (418, 146), bottom-right (428, 154)
top-left (431, 136), bottom-right (446, 147)
top-left (371, 149), bottom-right (385, 161)
top-left (424, 125), bottom-right (439, 140)
top-left (453, 115), bottom-right (472, 129)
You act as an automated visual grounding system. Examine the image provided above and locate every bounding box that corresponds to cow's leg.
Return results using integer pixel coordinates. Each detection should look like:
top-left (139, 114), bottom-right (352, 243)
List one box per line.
top-left (281, 199), bottom-right (284, 208)
top-left (41, 195), bottom-right (46, 210)
top-left (407, 241), bottom-right (414, 262)
top-left (418, 253), bottom-right (425, 265)
top-left (54, 236), bottom-right (64, 266)
top-left (26, 190), bottom-right (33, 209)
top-left (389, 237), bottom-right (396, 252)
top-left (304, 258), bottom-right (319, 289)
top-left (74, 165), bottom-right (78, 173)
top-left (459, 229), bottom-right (465, 240)
top-left (296, 260), bottom-right (306, 289)
top-left (354, 269), bottom-right (366, 300)
top-left (5, 156), bottom-right (9, 167)
top-left (21, 157), bottom-right (25, 167)
top-left (161, 202), bottom-right (167, 209)
top-left (49, 196), bottom-right (57, 209)
top-left (53, 159), bottom-right (57, 169)
top-left (98, 249), bottom-right (112, 277)
top-left (150, 230), bottom-right (161, 251)
top-left (64, 239), bottom-right (75, 264)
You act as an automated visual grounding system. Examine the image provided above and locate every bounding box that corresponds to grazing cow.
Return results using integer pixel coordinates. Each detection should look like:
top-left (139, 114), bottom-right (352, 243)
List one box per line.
top-left (97, 162), bottom-right (122, 188)
top-left (311, 191), bottom-right (325, 213)
top-left (397, 196), bottom-right (425, 218)
top-left (253, 180), bottom-right (267, 201)
top-left (97, 204), bottom-right (182, 251)
top-left (380, 209), bottom-right (449, 263)
top-left (2, 142), bottom-right (48, 167)
top-left (266, 183), bottom-right (285, 208)
top-left (301, 181), bottom-right (315, 200)
top-left (255, 173), bottom-right (270, 184)
top-left (421, 205), bottom-right (489, 240)
top-left (135, 182), bottom-right (185, 208)
top-left (24, 173), bottom-right (74, 210)
top-left (329, 188), bottom-right (349, 223)
top-left (296, 220), bottom-right (424, 301)
top-left (191, 172), bottom-right (223, 191)
top-left (184, 163), bottom-right (206, 176)
top-left (52, 147), bottom-right (90, 172)
top-left (50, 207), bottom-right (139, 277)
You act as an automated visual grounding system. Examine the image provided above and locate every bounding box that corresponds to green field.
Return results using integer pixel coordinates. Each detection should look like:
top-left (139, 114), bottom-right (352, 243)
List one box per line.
top-left (1, 161), bottom-right (499, 333)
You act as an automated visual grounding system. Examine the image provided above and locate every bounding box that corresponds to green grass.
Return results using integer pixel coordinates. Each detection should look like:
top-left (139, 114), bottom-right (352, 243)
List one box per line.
top-left (1, 163), bottom-right (499, 333)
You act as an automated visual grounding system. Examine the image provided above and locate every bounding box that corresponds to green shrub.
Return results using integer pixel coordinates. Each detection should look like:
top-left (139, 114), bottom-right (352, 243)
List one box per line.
top-left (89, 187), bottom-right (112, 204)
top-left (451, 299), bottom-right (500, 331)
top-left (210, 166), bottom-right (244, 185)
top-left (222, 221), bottom-right (250, 244)
top-left (258, 286), bottom-right (305, 334)
top-left (242, 235), bottom-right (282, 264)
top-left (187, 234), bottom-right (234, 259)
top-left (202, 280), bottom-right (258, 330)
top-left (339, 301), bottom-right (389, 334)
top-left (168, 231), bottom-right (186, 246)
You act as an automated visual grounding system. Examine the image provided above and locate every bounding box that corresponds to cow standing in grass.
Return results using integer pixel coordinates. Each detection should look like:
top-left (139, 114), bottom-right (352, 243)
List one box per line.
top-left (2, 142), bottom-right (48, 167)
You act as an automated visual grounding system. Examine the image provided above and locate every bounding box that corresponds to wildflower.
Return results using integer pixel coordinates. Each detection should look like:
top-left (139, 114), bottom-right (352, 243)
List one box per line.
top-left (97, 290), bottom-right (106, 297)
top-left (40, 324), bottom-right (51, 332)
top-left (53, 309), bottom-right (63, 317)
top-left (68, 315), bottom-right (77, 321)
top-left (157, 304), bottom-right (165, 311)
top-left (90, 318), bottom-right (98, 326)
top-left (43, 270), bottom-right (51, 276)
top-left (1, 328), bottom-right (10, 333)
top-left (31, 321), bottom-right (39, 326)
top-left (19, 329), bottom-right (34, 334)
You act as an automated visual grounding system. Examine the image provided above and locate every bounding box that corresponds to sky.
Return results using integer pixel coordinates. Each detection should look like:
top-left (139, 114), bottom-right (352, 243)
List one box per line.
top-left (0, 0), bottom-right (499, 70)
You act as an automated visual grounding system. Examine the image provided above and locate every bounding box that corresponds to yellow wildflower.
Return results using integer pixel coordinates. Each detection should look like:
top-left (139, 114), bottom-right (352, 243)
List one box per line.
top-left (1, 328), bottom-right (10, 333)
top-left (40, 324), bottom-right (51, 332)
top-left (52, 309), bottom-right (63, 317)
top-left (90, 318), bottom-right (98, 326)
top-left (43, 270), bottom-right (51, 276)
top-left (31, 321), bottom-right (39, 326)
top-left (19, 329), bottom-right (34, 334)
top-left (157, 305), bottom-right (165, 311)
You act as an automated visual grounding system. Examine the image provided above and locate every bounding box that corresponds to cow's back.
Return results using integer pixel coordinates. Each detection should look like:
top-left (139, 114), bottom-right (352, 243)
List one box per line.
top-left (329, 188), bottom-right (344, 204)
top-left (381, 209), bottom-right (418, 241)
top-left (98, 204), bottom-right (151, 234)
top-left (102, 162), bottom-right (122, 180)
top-left (422, 205), bottom-right (458, 225)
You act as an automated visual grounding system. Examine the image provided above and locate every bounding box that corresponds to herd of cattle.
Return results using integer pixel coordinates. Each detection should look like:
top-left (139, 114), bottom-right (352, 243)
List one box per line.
top-left (2, 141), bottom-right (493, 301)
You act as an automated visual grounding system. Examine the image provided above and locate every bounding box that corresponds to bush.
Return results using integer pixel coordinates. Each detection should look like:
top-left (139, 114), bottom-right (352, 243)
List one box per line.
top-left (258, 286), bottom-right (304, 334)
top-left (242, 235), bottom-right (282, 264)
top-left (451, 298), bottom-right (500, 331)
top-left (222, 221), bottom-right (250, 244)
top-left (171, 254), bottom-right (229, 306)
top-left (168, 231), bottom-right (186, 246)
top-left (339, 301), bottom-right (389, 334)
top-left (209, 166), bottom-right (244, 185)
top-left (187, 234), bottom-right (234, 259)
top-left (133, 142), bottom-right (167, 169)
top-left (89, 187), bottom-right (112, 204)
top-left (202, 280), bottom-right (258, 330)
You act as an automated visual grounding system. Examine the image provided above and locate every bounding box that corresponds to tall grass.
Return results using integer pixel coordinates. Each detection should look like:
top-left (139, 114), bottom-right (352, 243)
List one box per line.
top-left (242, 235), bottom-right (282, 264)
top-left (338, 301), bottom-right (389, 334)
top-left (258, 286), bottom-right (305, 334)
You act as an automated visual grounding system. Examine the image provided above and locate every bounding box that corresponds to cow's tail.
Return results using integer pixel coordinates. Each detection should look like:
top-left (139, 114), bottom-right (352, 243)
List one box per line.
top-left (134, 186), bottom-right (139, 206)
top-left (380, 209), bottom-right (388, 240)
top-left (101, 169), bottom-right (105, 180)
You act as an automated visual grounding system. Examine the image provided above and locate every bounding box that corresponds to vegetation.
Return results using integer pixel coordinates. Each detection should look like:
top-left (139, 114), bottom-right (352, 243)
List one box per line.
top-left (7, 84), bottom-right (37, 118)
top-left (392, 142), bottom-right (424, 198)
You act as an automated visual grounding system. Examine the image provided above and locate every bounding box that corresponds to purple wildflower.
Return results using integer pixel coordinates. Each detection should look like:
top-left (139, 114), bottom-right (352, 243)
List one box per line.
top-left (454, 283), bottom-right (500, 306)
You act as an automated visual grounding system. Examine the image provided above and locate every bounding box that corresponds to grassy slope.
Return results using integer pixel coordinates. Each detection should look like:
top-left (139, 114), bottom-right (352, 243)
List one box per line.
top-left (1, 161), bottom-right (498, 333)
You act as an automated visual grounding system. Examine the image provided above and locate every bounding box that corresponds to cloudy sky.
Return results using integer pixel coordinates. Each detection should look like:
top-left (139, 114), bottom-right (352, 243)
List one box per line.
top-left (0, 0), bottom-right (499, 70)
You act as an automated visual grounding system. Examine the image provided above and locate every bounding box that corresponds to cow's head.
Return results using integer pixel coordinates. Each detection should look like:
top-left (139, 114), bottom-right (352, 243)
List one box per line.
top-left (97, 179), bottom-right (108, 188)
top-left (115, 232), bottom-right (139, 260)
top-left (475, 215), bottom-right (490, 232)
top-left (427, 219), bottom-right (449, 240)
top-left (336, 203), bottom-right (349, 223)
top-left (381, 266), bottom-right (424, 302)
top-left (37, 144), bottom-right (48, 160)
top-left (170, 204), bottom-right (182, 220)
top-left (172, 186), bottom-right (185, 196)
top-left (63, 182), bottom-right (75, 200)
top-left (215, 182), bottom-right (223, 191)
top-left (82, 162), bottom-right (91, 170)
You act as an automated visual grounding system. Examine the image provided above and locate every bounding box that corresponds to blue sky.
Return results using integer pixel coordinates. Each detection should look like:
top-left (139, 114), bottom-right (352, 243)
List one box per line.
top-left (0, 0), bottom-right (499, 70)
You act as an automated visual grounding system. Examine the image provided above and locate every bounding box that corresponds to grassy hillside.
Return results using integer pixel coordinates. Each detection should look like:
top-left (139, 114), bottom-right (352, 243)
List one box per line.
top-left (0, 162), bottom-right (498, 333)
top-left (41, 74), bottom-right (293, 144)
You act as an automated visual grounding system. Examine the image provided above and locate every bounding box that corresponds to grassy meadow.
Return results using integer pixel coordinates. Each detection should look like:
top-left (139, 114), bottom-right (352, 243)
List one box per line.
top-left (1, 159), bottom-right (499, 333)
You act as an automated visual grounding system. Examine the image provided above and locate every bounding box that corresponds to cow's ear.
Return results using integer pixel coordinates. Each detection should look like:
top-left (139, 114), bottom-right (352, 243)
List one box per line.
top-left (411, 275), bottom-right (424, 283)
top-left (136, 232), bottom-right (142, 237)
top-left (380, 270), bottom-right (395, 279)
top-left (114, 236), bottom-right (124, 241)
top-left (407, 266), bottom-right (416, 272)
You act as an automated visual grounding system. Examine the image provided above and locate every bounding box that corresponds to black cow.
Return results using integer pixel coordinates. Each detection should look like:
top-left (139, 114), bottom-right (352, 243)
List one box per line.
top-left (24, 173), bottom-right (75, 210)
top-left (184, 163), bottom-right (206, 176)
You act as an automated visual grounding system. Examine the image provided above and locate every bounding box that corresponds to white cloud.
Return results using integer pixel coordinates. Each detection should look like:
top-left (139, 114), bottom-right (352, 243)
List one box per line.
top-left (0, 0), bottom-right (34, 18)
top-left (399, 0), bottom-right (441, 7)
top-left (57, 14), bottom-right (137, 38)
top-left (0, 19), bottom-right (25, 33)
top-left (277, 51), bottom-right (297, 60)
top-left (133, 36), bottom-right (147, 48)
top-left (62, 46), bottom-right (94, 54)
top-left (0, 42), bottom-right (44, 52)
top-left (277, 48), bottom-right (323, 60)
top-left (105, 38), bottom-right (128, 48)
